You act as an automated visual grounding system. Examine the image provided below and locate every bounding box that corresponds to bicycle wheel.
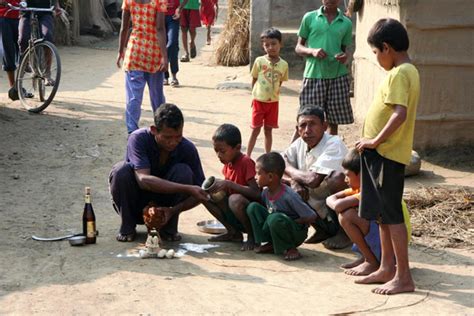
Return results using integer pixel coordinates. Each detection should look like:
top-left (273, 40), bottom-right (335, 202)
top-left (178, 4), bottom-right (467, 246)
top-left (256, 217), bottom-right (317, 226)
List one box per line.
top-left (17, 41), bottom-right (61, 113)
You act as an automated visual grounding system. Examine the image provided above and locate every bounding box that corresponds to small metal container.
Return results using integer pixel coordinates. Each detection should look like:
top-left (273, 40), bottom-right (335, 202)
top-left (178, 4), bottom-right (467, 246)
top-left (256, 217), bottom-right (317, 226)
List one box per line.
top-left (68, 235), bottom-right (86, 246)
top-left (201, 176), bottom-right (227, 202)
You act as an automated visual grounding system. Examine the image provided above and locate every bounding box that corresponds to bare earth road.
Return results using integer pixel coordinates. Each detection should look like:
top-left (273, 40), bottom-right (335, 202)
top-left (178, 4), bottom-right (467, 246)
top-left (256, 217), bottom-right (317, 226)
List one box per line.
top-left (0, 9), bottom-right (473, 314)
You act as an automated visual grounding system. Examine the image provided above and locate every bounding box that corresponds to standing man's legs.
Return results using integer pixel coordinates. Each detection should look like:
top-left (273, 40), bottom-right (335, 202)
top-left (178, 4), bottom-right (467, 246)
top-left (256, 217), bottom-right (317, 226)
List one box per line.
top-left (146, 71), bottom-right (166, 113)
top-left (1, 18), bottom-right (19, 88)
top-left (326, 75), bottom-right (353, 135)
top-left (125, 71), bottom-right (147, 134)
top-left (180, 26), bottom-right (189, 60)
top-left (165, 15), bottom-right (180, 84)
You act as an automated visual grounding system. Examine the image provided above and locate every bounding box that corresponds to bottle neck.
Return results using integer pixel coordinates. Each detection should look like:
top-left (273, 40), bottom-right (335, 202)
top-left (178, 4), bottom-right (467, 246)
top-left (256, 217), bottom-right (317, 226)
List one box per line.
top-left (85, 194), bottom-right (91, 204)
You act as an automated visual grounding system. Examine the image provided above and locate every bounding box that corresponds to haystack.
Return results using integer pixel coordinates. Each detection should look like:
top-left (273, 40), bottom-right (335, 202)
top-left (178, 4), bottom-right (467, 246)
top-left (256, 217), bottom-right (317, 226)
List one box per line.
top-left (215, 0), bottom-right (250, 66)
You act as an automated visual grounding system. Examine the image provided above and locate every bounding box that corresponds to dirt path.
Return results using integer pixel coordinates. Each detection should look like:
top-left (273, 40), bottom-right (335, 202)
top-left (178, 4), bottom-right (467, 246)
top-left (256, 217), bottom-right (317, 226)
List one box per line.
top-left (0, 5), bottom-right (473, 314)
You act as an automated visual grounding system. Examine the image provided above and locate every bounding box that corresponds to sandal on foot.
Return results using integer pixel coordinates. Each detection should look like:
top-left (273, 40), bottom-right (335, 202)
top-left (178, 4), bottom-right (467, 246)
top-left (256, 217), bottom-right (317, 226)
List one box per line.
top-left (190, 44), bottom-right (197, 58)
top-left (160, 233), bottom-right (182, 242)
top-left (170, 79), bottom-right (179, 87)
top-left (180, 54), bottom-right (190, 62)
top-left (116, 231), bottom-right (136, 242)
top-left (163, 78), bottom-right (169, 85)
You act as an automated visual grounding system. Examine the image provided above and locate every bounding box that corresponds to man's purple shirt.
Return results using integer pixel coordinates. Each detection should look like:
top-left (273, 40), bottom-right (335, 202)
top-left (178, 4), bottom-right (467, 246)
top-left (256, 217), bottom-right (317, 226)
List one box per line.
top-left (126, 127), bottom-right (205, 185)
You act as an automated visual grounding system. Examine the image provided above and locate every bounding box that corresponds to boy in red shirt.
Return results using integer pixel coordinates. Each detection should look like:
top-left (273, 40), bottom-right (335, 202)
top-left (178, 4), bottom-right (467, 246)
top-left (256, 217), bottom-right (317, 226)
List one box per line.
top-left (204, 124), bottom-right (261, 250)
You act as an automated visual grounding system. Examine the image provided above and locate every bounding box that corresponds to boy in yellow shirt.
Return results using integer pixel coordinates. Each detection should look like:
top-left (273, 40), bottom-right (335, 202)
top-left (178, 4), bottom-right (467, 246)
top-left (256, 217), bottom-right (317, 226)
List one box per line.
top-left (355, 19), bottom-right (419, 295)
top-left (246, 28), bottom-right (288, 158)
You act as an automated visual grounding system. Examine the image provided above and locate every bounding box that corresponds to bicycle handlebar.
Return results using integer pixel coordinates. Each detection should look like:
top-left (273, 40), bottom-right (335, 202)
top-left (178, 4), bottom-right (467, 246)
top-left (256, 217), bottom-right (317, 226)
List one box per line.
top-left (7, 3), bottom-right (54, 13)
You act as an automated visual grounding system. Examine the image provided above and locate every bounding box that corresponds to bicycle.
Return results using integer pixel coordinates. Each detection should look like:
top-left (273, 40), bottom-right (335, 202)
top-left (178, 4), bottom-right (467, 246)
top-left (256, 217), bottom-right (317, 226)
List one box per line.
top-left (7, 2), bottom-right (61, 113)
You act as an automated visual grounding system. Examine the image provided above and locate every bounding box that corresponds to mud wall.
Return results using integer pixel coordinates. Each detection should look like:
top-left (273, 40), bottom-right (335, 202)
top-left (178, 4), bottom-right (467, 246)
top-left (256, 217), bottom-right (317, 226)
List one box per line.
top-left (354, 0), bottom-right (474, 149)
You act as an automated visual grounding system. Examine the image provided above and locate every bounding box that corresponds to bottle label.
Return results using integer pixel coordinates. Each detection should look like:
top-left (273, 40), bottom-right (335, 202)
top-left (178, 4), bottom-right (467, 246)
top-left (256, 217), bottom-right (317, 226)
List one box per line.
top-left (87, 221), bottom-right (96, 238)
top-left (85, 195), bottom-right (91, 204)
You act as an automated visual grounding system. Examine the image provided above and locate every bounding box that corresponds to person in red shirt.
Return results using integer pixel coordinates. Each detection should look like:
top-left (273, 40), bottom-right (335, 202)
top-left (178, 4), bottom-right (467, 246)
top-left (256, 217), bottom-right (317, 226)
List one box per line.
top-left (204, 124), bottom-right (261, 250)
top-left (0, 0), bottom-right (20, 97)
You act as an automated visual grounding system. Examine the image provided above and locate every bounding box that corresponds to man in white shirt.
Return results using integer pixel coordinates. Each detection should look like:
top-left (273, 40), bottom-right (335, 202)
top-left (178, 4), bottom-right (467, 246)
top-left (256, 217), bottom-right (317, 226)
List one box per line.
top-left (283, 106), bottom-right (351, 249)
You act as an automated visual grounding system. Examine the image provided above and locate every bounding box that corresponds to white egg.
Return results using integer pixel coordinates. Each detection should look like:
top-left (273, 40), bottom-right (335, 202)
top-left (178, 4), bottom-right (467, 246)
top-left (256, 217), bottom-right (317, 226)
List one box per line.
top-left (139, 249), bottom-right (148, 258)
top-left (158, 249), bottom-right (167, 258)
top-left (166, 249), bottom-right (175, 259)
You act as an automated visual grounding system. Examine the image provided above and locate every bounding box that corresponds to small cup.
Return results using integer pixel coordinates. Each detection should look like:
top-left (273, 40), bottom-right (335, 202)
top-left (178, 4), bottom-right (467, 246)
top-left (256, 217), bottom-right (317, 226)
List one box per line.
top-left (68, 235), bottom-right (86, 246)
top-left (201, 176), bottom-right (227, 202)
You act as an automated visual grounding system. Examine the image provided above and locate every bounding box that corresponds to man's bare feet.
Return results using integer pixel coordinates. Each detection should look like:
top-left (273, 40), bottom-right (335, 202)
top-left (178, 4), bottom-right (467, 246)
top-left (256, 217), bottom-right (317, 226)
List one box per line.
top-left (284, 248), bottom-right (302, 261)
top-left (355, 268), bottom-right (395, 284)
top-left (255, 242), bottom-right (274, 254)
top-left (305, 229), bottom-right (330, 244)
top-left (208, 232), bottom-right (243, 242)
top-left (240, 238), bottom-right (256, 251)
top-left (322, 229), bottom-right (352, 249)
top-left (340, 256), bottom-right (364, 269)
top-left (345, 261), bottom-right (380, 276)
top-left (372, 275), bottom-right (415, 295)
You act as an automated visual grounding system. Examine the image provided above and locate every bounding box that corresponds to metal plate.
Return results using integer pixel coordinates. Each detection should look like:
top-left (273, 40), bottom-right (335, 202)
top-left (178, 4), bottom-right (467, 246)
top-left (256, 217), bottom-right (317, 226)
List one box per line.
top-left (196, 220), bottom-right (227, 235)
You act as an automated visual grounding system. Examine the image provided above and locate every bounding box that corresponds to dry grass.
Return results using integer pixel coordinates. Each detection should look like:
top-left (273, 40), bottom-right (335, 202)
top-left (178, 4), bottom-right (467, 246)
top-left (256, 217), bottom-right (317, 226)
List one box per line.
top-left (405, 186), bottom-right (473, 249)
top-left (215, 0), bottom-right (250, 66)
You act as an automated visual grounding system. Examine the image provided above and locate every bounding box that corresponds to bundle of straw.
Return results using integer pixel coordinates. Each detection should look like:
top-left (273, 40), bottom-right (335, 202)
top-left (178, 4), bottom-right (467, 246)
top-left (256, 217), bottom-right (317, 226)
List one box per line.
top-left (215, 0), bottom-right (250, 66)
top-left (405, 186), bottom-right (473, 249)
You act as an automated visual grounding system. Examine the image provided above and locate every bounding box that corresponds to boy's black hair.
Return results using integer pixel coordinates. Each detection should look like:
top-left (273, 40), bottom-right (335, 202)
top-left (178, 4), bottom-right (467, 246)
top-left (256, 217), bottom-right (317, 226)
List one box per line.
top-left (296, 105), bottom-right (325, 123)
top-left (261, 27), bottom-right (282, 42)
top-left (256, 152), bottom-right (286, 178)
top-left (367, 18), bottom-right (409, 52)
top-left (153, 103), bottom-right (184, 132)
top-left (212, 124), bottom-right (242, 148)
top-left (342, 148), bottom-right (361, 175)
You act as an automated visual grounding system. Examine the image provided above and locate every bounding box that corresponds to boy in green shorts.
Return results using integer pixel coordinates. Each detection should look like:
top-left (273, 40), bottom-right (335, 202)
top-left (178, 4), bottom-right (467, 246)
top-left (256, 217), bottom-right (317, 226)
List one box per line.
top-left (246, 152), bottom-right (317, 261)
top-left (355, 18), bottom-right (419, 295)
top-left (204, 124), bottom-right (261, 250)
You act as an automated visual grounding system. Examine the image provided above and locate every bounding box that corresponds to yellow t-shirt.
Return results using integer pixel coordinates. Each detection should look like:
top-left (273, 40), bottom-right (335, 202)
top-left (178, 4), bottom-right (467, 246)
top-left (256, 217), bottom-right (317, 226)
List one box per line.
top-left (363, 63), bottom-right (420, 165)
top-left (251, 56), bottom-right (289, 102)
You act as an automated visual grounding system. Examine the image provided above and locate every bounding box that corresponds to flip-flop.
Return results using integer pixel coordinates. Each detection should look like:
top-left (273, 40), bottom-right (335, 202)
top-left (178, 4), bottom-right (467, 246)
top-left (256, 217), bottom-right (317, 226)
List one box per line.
top-left (116, 231), bottom-right (136, 242)
top-left (283, 249), bottom-right (302, 261)
top-left (163, 78), bottom-right (169, 86)
top-left (190, 44), bottom-right (196, 58)
top-left (180, 55), bottom-right (190, 62)
top-left (170, 79), bottom-right (179, 87)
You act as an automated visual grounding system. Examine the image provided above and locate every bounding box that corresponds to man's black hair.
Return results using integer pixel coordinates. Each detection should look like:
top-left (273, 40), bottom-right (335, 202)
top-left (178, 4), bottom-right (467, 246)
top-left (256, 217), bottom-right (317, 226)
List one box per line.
top-left (153, 103), bottom-right (184, 131)
top-left (261, 27), bottom-right (282, 42)
top-left (296, 105), bottom-right (325, 123)
top-left (342, 148), bottom-right (361, 175)
top-left (256, 152), bottom-right (286, 178)
top-left (212, 124), bottom-right (242, 148)
top-left (367, 18), bottom-right (409, 52)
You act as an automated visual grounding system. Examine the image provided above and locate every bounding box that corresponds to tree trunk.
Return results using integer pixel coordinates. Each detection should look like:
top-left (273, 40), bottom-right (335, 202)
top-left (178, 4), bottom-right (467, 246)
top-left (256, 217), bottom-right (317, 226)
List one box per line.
top-left (79, 0), bottom-right (114, 37)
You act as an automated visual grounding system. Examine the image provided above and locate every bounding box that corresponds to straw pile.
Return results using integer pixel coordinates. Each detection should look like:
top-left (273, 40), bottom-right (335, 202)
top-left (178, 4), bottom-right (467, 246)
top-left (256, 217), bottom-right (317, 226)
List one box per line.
top-left (405, 186), bottom-right (473, 249)
top-left (215, 0), bottom-right (250, 66)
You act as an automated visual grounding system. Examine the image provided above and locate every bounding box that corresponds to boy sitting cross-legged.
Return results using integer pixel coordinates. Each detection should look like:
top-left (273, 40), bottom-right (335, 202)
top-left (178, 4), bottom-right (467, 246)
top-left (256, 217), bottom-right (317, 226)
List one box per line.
top-left (246, 152), bottom-right (317, 261)
top-left (326, 149), bottom-right (381, 276)
top-left (204, 124), bottom-right (261, 250)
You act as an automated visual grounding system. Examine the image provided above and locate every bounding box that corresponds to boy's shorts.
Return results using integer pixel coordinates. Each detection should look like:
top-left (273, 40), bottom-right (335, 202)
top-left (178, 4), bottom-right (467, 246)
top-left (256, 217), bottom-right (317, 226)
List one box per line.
top-left (299, 75), bottom-right (354, 125)
top-left (180, 9), bottom-right (201, 29)
top-left (251, 99), bottom-right (279, 129)
top-left (359, 149), bottom-right (405, 224)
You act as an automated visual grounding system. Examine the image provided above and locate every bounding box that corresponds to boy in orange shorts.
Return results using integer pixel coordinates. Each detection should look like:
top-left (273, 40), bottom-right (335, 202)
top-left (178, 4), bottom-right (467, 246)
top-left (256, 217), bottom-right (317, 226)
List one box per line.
top-left (246, 28), bottom-right (288, 158)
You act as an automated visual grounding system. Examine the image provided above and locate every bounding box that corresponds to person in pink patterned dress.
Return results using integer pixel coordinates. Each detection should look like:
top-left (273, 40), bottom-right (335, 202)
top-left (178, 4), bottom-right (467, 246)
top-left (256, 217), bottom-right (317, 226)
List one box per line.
top-left (117, 0), bottom-right (168, 134)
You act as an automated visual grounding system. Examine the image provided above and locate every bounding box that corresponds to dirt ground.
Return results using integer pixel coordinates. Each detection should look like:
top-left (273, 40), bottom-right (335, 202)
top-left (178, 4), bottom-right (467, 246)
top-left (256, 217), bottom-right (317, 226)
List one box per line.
top-left (0, 7), bottom-right (473, 315)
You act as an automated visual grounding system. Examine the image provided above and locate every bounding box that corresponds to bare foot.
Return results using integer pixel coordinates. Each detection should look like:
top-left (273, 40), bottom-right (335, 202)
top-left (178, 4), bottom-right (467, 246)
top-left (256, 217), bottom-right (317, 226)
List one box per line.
top-left (208, 232), bottom-right (243, 242)
top-left (240, 238), bottom-right (256, 251)
top-left (284, 248), bottom-right (302, 261)
top-left (322, 229), bottom-right (352, 249)
top-left (255, 242), bottom-right (274, 254)
top-left (160, 233), bottom-right (182, 242)
top-left (355, 268), bottom-right (395, 284)
top-left (340, 256), bottom-right (364, 269)
top-left (372, 276), bottom-right (415, 295)
top-left (305, 229), bottom-right (330, 244)
top-left (345, 261), bottom-right (380, 276)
